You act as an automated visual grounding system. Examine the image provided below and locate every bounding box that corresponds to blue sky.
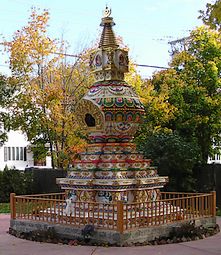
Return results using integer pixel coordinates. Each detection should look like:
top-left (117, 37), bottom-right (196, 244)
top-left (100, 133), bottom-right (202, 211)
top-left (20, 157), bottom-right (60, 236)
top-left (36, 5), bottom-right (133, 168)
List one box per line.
top-left (0, 0), bottom-right (209, 78)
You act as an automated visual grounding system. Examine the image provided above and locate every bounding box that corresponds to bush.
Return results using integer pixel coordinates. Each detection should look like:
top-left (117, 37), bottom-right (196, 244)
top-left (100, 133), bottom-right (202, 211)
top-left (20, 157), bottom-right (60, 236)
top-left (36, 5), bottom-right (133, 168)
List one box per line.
top-left (0, 166), bottom-right (33, 202)
top-left (25, 168), bottom-right (67, 194)
top-left (0, 167), bottom-right (67, 202)
top-left (138, 132), bottom-right (200, 192)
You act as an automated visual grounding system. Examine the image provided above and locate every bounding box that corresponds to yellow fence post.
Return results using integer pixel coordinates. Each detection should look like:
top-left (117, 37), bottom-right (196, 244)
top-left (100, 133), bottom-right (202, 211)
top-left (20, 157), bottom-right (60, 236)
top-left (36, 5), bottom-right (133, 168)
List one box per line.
top-left (10, 193), bottom-right (16, 219)
top-left (117, 201), bottom-right (124, 233)
top-left (211, 191), bottom-right (216, 217)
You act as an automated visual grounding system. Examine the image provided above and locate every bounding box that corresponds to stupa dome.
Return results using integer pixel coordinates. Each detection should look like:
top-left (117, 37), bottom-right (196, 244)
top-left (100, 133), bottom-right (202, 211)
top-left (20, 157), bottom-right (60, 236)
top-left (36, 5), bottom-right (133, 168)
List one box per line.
top-left (76, 8), bottom-right (145, 143)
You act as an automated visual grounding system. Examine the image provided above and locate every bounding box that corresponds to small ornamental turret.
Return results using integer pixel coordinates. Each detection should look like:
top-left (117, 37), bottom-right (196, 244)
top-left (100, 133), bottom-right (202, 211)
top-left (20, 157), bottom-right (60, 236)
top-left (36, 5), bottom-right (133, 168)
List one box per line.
top-left (57, 7), bottom-right (168, 204)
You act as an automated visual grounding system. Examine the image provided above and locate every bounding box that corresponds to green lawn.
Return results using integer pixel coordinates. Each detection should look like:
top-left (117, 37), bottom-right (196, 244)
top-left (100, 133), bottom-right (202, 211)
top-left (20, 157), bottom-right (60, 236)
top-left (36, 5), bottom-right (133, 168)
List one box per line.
top-left (217, 208), bottom-right (221, 216)
top-left (0, 203), bottom-right (10, 213)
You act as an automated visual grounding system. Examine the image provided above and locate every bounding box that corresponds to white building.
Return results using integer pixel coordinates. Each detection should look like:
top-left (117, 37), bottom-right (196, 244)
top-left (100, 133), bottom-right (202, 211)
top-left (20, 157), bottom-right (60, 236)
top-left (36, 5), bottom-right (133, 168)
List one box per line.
top-left (208, 152), bottom-right (221, 164)
top-left (0, 129), bottom-right (52, 170)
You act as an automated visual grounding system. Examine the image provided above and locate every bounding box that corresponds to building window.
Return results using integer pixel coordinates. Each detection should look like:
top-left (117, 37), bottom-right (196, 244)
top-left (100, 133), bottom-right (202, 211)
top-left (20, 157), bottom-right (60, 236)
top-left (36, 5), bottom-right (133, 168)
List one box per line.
top-left (8, 147), bottom-right (11, 160)
top-left (3, 146), bottom-right (27, 162)
top-left (16, 147), bottom-right (19, 160)
top-left (20, 147), bottom-right (23, 160)
top-left (12, 147), bottom-right (15, 160)
top-left (4, 147), bottom-right (7, 161)
top-left (24, 147), bottom-right (27, 161)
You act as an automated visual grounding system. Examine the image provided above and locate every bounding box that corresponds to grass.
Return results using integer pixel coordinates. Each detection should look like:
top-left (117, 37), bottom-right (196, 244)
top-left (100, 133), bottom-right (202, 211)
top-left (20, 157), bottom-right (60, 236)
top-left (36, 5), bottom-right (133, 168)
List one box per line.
top-left (217, 208), bottom-right (221, 216)
top-left (0, 201), bottom-right (52, 215)
top-left (0, 203), bottom-right (10, 213)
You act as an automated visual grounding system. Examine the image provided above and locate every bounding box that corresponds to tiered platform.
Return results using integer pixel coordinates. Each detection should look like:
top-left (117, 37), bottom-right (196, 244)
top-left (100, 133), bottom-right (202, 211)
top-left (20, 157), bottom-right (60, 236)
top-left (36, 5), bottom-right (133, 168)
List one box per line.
top-left (57, 143), bottom-right (168, 203)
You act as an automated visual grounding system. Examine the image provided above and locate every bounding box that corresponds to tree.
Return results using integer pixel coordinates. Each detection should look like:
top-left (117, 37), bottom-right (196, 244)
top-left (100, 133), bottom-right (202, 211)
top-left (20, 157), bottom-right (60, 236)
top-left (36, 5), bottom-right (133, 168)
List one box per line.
top-left (172, 26), bottom-right (221, 163)
top-left (3, 8), bottom-right (90, 169)
top-left (133, 68), bottom-right (200, 191)
top-left (141, 132), bottom-right (199, 191)
top-left (199, 0), bottom-right (221, 31)
top-left (0, 75), bottom-right (18, 145)
top-left (148, 26), bottom-right (221, 164)
top-left (134, 68), bottom-right (178, 149)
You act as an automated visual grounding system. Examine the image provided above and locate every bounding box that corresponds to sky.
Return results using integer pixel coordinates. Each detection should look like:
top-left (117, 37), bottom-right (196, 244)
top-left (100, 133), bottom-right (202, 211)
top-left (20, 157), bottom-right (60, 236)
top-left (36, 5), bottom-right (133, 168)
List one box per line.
top-left (0, 0), bottom-right (210, 78)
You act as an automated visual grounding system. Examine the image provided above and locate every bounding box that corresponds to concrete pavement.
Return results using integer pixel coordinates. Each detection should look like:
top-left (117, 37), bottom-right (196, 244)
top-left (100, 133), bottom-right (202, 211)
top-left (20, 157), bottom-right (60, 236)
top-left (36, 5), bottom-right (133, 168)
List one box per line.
top-left (0, 214), bottom-right (221, 255)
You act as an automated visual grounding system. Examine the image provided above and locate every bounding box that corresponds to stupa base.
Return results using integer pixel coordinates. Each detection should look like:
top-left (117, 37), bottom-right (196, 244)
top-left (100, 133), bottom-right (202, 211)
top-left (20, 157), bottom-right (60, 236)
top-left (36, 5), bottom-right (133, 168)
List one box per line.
top-left (57, 142), bottom-right (168, 204)
top-left (10, 216), bottom-right (217, 246)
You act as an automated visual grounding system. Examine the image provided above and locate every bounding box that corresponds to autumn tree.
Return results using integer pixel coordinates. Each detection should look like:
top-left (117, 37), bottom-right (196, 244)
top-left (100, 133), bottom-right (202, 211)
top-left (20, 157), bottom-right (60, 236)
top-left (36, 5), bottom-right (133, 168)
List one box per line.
top-left (3, 8), bottom-right (91, 169)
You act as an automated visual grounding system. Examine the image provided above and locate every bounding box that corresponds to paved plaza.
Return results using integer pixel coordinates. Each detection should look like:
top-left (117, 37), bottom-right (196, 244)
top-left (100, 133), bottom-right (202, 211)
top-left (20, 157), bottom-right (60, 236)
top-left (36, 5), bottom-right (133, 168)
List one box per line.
top-left (0, 214), bottom-right (221, 255)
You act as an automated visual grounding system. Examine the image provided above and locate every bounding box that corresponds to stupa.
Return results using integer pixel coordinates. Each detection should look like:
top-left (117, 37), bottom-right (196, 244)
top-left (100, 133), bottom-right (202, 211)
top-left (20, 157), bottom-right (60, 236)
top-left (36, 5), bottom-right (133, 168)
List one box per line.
top-left (57, 7), bottom-right (168, 204)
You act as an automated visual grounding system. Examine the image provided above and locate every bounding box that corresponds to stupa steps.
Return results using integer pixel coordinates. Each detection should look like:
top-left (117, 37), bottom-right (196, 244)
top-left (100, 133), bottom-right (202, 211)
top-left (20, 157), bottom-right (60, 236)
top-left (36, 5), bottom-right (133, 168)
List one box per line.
top-left (73, 163), bottom-right (152, 171)
top-left (67, 169), bottom-right (157, 177)
top-left (57, 176), bottom-right (168, 187)
top-left (85, 143), bottom-right (137, 151)
top-left (80, 152), bottom-right (146, 157)
top-left (57, 183), bottom-right (167, 192)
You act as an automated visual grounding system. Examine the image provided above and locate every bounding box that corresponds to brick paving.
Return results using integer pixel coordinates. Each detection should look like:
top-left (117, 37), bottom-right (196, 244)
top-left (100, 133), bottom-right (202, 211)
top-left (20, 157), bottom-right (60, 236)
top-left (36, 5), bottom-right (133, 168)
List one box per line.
top-left (0, 214), bottom-right (221, 255)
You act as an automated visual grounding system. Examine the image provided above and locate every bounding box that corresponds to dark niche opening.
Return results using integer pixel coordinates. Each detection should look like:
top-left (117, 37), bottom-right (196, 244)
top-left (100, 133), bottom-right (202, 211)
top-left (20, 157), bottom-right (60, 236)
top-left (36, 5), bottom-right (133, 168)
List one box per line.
top-left (85, 113), bottom-right (96, 127)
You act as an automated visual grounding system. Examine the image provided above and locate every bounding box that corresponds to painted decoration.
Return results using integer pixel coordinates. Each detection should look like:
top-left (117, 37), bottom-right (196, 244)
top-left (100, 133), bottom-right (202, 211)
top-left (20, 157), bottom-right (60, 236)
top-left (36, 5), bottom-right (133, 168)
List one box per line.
top-left (96, 191), bottom-right (113, 203)
top-left (65, 190), bottom-right (77, 215)
top-left (57, 8), bottom-right (168, 204)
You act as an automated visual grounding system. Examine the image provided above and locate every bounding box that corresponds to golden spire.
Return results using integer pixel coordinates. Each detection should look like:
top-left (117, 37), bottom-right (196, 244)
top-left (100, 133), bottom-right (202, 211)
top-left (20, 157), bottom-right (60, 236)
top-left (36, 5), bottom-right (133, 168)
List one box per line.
top-left (99, 6), bottom-right (118, 48)
top-left (90, 7), bottom-right (129, 82)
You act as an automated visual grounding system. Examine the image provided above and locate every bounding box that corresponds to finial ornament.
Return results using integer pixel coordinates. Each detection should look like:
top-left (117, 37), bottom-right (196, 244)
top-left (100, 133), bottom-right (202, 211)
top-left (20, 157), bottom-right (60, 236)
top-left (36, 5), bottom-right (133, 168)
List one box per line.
top-left (103, 6), bottom-right (111, 17)
top-left (90, 6), bottom-right (129, 81)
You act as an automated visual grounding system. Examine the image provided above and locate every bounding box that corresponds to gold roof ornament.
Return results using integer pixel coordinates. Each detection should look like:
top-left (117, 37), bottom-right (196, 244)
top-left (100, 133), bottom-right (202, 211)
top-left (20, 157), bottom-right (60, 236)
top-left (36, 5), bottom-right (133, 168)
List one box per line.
top-left (99, 6), bottom-right (118, 48)
top-left (103, 6), bottom-right (111, 18)
top-left (90, 7), bottom-right (129, 81)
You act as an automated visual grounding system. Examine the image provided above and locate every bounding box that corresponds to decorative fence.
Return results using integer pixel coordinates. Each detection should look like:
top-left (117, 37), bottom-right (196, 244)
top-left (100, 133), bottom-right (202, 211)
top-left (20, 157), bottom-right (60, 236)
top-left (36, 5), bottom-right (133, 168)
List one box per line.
top-left (10, 191), bottom-right (216, 233)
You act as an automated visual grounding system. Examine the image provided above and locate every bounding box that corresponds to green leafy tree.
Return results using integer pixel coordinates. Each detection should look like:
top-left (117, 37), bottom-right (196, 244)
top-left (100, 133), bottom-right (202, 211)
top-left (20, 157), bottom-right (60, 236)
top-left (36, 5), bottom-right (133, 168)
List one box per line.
top-left (134, 26), bottom-right (221, 193)
top-left (0, 75), bottom-right (19, 145)
top-left (142, 133), bottom-right (199, 192)
top-left (199, 0), bottom-right (221, 31)
top-left (148, 26), bottom-right (221, 164)
top-left (134, 69), bottom-right (178, 148)
top-left (170, 26), bottom-right (221, 163)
